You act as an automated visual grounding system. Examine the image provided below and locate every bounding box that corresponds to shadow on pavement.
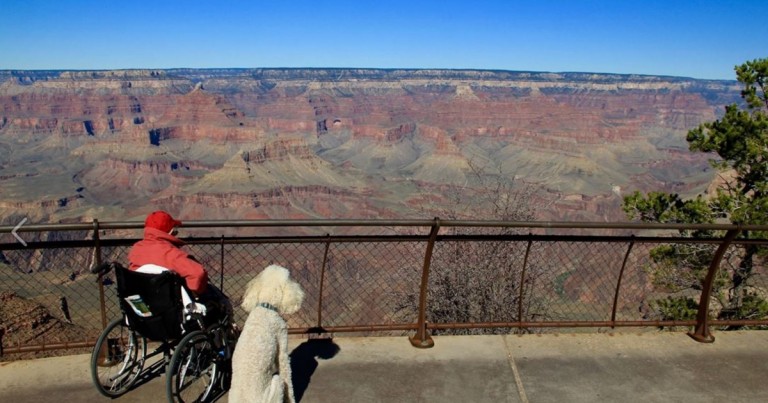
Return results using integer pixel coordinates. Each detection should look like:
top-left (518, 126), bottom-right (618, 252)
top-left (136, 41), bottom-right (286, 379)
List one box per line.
top-left (290, 338), bottom-right (341, 402)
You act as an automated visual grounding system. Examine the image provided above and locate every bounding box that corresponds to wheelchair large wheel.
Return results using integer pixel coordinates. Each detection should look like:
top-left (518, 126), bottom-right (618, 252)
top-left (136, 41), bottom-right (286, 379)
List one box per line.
top-left (166, 330), bottom-right (221, 403)
top-left (90, 317), bottom-right (146, 397)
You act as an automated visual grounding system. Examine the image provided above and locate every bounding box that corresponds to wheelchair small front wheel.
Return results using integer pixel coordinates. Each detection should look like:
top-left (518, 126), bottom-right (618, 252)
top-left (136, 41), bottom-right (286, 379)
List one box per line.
top-left (166, 330), bottom-right (221, 403)
top-left (90, 317), bottom-right (146, 397)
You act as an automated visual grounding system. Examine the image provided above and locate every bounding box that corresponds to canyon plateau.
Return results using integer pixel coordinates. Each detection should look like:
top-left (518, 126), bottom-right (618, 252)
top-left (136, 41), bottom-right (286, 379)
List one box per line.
top-left (0, 68), bottom-right (742, 230)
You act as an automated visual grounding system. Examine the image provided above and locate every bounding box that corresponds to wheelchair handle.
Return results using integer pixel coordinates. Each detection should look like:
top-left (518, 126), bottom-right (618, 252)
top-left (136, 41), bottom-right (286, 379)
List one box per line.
top-left (91, 261), bottom-right (115, 275)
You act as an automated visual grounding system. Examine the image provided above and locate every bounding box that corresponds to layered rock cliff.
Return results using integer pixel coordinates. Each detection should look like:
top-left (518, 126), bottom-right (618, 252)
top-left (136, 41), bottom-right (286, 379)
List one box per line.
top-left (0, 68), bottom-right (742, 225)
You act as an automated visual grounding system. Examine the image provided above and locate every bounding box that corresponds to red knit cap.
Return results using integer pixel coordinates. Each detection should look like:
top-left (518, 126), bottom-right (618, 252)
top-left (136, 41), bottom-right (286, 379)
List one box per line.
top-left (144, 211), bottom-right (182, 233)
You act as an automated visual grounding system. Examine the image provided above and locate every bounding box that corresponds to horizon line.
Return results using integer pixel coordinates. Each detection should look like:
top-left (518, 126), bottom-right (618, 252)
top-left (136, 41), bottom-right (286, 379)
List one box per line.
top-left (0, 67), bottom-right (737, 82)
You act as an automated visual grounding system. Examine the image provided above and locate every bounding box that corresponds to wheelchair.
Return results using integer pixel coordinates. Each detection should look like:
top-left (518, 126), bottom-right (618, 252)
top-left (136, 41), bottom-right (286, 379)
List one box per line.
top-left (90, 262), bottom-right (236, 402)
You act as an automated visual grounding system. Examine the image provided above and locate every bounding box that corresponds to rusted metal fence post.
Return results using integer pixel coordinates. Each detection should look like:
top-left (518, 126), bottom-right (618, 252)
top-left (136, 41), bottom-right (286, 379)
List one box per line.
top-left (517, 235), bottom-right (533, 328)
top-left (610, 237), bottom-right (635, 328)
top-left (93, 219), bottom-right (107, 330)
top-left (316, 234), bottom-right (332, 332)
top-left (689, 229), bottom-right (740, 343)
top-left (409, 218), bottom-right (440, 348)
top-left (219, 235), bottom-right (225, 292)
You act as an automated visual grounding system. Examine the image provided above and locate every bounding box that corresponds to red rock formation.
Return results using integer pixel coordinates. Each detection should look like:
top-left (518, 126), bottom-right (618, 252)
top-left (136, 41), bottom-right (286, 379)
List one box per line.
top-left (243, 138), bottom-right (315, 164)
top-left (0, 69), bottom-right (741, 223)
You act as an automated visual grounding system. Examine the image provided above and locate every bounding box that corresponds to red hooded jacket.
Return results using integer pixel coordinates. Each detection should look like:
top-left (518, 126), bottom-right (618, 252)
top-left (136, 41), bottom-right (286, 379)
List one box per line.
top-left (127, 227), bottom-right (209, 295)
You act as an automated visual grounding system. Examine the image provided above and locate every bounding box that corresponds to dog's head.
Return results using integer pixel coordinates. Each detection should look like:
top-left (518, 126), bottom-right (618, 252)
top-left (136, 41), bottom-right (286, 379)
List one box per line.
top-left (241, 264), bottom-right (305, 315)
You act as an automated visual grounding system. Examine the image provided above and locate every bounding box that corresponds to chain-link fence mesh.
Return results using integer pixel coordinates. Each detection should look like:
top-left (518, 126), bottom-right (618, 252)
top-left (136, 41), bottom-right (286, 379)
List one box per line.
top-left (420, 238), bottom-right (641, 334)
top-left (2, 224), bottom-right (767, 357)
top-left (1, 233), bottom-right (106, 356)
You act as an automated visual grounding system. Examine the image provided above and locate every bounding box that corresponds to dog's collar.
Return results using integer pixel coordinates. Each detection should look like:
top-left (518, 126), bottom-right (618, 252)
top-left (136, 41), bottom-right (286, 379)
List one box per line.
top-left (257, 302), bottom-right (278, 312)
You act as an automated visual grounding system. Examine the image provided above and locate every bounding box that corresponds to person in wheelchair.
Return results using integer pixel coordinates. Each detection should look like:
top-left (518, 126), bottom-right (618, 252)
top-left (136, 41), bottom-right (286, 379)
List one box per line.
top-left (127, 210), bottom-right (233, 328)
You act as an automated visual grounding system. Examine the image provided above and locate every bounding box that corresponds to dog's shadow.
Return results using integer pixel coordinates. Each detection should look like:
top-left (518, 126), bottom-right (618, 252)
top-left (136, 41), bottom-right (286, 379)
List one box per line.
top-left (290, 338), bottom-right (341, 402)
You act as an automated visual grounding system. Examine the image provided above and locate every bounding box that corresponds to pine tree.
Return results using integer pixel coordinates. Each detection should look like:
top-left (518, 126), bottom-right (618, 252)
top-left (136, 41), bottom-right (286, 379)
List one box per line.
top-left (623, 58), bottom-right (768, 326)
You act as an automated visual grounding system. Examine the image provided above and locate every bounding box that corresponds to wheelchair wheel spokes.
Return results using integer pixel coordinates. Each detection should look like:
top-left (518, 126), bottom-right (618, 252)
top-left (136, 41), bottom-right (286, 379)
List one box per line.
top-left (90, 318), bottom-right (146, 397)
top-left (167, 330), bottom-right (220, 403)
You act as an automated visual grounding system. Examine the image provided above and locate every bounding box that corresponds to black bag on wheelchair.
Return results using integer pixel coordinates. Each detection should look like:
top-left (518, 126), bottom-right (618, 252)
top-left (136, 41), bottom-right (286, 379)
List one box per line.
top-left (115, 265), bottom-right (186, 341)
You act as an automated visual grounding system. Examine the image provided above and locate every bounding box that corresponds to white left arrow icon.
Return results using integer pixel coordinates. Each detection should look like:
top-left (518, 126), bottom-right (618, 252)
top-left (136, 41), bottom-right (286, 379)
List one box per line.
top-left (12, 218), bottom-right (28, 247)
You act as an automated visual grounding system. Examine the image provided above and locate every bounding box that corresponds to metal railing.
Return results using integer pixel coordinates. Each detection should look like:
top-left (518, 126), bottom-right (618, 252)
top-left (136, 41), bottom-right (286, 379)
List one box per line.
top-left (1, 219), bottom-right (767, 356)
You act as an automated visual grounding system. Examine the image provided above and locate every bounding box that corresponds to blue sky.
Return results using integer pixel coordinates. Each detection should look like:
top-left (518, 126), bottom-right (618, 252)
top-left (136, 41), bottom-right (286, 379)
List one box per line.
top-left (1, 0), bottom-right (765, 80)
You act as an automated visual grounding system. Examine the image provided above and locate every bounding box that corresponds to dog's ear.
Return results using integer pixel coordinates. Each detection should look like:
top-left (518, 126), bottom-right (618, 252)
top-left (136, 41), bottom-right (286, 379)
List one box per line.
top-left (280, 280), bottom-right (305, 315)
top-left (241, 271), bottom-right (273, 313)
top-left (240, 276), bottom-right (261, 313)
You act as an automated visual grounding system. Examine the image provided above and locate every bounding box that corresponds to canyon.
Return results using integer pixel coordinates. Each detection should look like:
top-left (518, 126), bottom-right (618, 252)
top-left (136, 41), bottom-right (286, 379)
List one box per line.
top-left (0, 68), bottom-right (742, 228)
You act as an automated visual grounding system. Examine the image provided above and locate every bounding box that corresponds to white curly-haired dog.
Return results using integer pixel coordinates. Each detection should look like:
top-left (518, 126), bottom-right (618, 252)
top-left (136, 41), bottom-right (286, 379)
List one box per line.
top-left (229, 264), bottom-right (305, 403)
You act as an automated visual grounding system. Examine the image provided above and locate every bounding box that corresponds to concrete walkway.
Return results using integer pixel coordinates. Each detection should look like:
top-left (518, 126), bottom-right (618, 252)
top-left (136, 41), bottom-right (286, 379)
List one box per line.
top-left (1, 331), bottom-right (766, 402)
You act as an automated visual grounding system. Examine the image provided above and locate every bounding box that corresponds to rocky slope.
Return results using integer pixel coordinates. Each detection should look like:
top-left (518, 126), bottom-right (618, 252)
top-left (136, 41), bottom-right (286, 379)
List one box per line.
top-left (0, 291), bottom-right (96, 361)
top-left (0, 68), bottom-right (742, 225)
